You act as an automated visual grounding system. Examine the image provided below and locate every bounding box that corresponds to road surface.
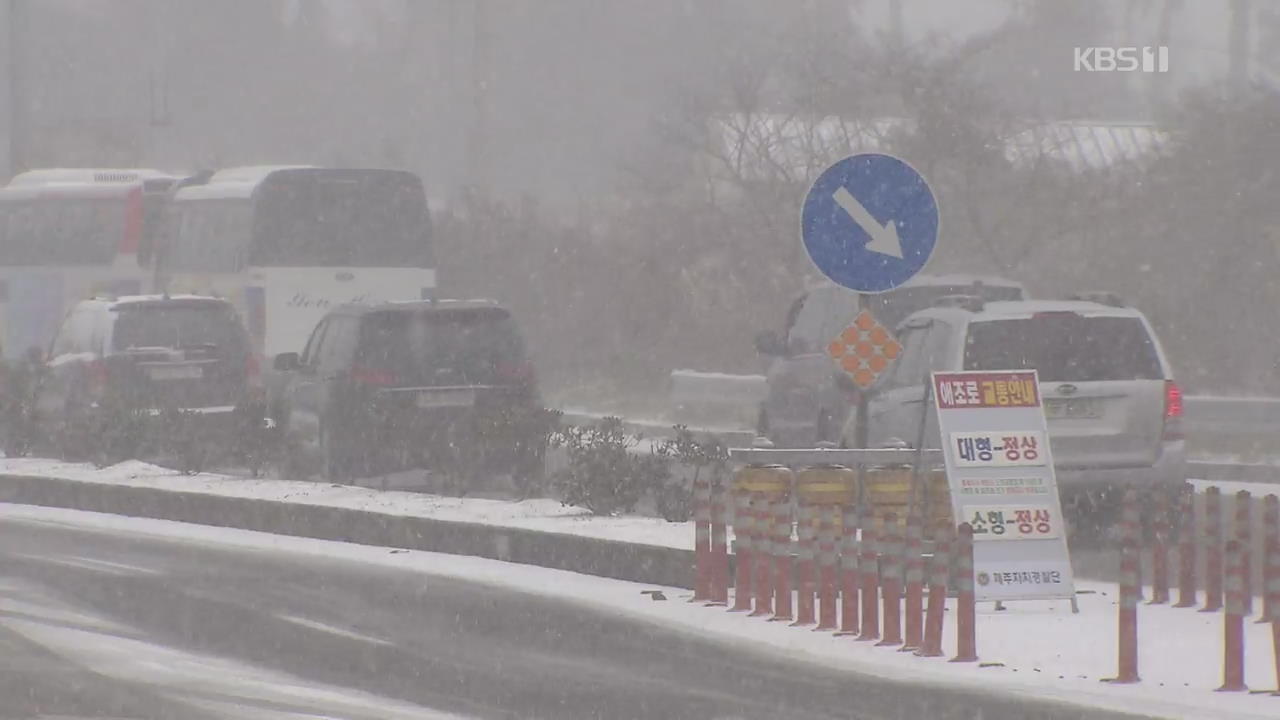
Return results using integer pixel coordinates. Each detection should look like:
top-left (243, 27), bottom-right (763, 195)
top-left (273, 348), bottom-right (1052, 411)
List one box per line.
top-left (1, 507), bottom-right (906, 720)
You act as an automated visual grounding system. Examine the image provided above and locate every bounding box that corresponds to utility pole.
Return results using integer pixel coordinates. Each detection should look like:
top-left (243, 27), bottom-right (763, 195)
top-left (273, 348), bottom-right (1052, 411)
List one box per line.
top-left (0, 0), bottom-right (16, 181)
top-left (1228, 0), bottom-right (1251, 93)
top-left (466, 0), bottom-right (489, 194)
top-left (1149, 0), bottom-right (1181, 113)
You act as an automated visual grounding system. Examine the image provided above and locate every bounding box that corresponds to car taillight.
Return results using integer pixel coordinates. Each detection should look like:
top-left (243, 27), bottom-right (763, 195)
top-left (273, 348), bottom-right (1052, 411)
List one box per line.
top-left (351, 365), bottom-right (397, 387)
top-left (1164, 380), bottom-right (1183, 418)
top-left (1162, 380), bottom-right (1184, 440)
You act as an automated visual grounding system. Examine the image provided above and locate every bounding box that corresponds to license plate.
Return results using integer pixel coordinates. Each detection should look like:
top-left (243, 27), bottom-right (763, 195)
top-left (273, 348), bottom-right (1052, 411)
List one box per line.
top-left (147, 365), bottom-right (203, 381)
top-left (416, 388), bottom-right (475, 409)
top-left (1045, 398), bottom-right (1101, 419)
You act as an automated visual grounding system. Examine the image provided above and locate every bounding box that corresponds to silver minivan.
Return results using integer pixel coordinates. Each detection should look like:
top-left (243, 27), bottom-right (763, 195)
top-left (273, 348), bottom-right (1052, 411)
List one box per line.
top-left (851, 296), bottom-right (1186, 515)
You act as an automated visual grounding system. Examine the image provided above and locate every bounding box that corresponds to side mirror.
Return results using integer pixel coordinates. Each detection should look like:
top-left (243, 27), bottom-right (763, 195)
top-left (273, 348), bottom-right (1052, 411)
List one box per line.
top-left (754, 330), bottom-right (785, 356)
top-left (273, 352), bottom-right (300, 372)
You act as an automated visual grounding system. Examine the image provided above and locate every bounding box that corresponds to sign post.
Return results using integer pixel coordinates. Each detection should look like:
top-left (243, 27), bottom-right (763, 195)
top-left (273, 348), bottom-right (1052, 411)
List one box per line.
top-left (931, 370), bottom-right (1077, 607)
top-left (800, 152), bottom-right (939, 454)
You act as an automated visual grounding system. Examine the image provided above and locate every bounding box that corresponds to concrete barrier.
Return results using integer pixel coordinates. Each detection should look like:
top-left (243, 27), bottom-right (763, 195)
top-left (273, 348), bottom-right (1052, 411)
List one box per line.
top-left (667, 369), bottom-right (766, 429)
top-left (0, 473), bottom-right (694, 589)
top-left (0, 471), bottom-right (1156, 720)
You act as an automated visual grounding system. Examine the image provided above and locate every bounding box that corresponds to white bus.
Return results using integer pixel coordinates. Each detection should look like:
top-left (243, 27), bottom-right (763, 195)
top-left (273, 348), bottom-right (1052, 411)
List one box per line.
top-left (157, 166), bottom-right (435, 360)
top-left (0, 168), bottom-right (184, 359)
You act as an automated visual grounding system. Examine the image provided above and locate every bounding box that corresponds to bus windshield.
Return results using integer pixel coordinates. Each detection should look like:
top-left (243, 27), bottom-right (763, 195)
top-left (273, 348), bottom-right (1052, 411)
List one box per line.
top-left (250, 171), bottom-right (431, 267)
top-left (0, 197), bottom-right (127, 266)
top-left (166, 201), bottom-right (253, 273)
top-left (166, 169), bottom-right (432, 271)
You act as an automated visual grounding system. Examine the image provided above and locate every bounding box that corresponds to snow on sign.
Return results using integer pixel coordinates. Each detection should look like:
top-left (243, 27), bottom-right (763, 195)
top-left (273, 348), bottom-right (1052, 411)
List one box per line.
top-left (826, 309), bottom-right (901, 389)
top-left (800, 153), bottom-right (939, 293)
top-left (933, 370), bottom-right (1076, 603)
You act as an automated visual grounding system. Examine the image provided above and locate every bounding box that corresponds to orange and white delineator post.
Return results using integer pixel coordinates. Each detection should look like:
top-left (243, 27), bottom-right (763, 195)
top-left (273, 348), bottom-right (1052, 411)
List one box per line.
top-left (857, 519), bottom-right (881, 642)
top-left (815, 504), bottom-right (841, 631)
top-left (901, 512), bottom-right (926, 651)
top-left (708, 478), bottom-right (730, 605)
top-left (1263, 495), bottom-right (1279, 623)
top-left (1217, 540), bottom-right (1248, 692)
top-left (751, 492), bottom-right (775, 618)
top-left (951, 522), bottom-right (977, 663)
top-left (691, 473), bottom-right (712, 602)
top-left (1234, 490), bottom-right (1253, 616)
top-left (837, 503), bottom-right (862, 636)
top-left (1148, 488), bottom-right (1170, 605)
top-left (1203, 486), bottom-right (1224, 613)
top-left (771, 496), bottom-right (795, 622)
top-left (1105, 490), bottom-right (1141, 684)
top-left (1266, 535), bottom-right (1280, 694)
top-left (877, 514), bottom-right (904, 647)
top-left (791, 502), bottom-right (816, 626)
top-left (729, 464), bottom-right (792, 617)
top-left (1173, 482), bottom-right (1198, 609)
top-left (729, 480), bottom-right (755, 613)
top-left (792, 464), bottom-right (857, 631)
top-left (917, 519), bottom-right (952, 658)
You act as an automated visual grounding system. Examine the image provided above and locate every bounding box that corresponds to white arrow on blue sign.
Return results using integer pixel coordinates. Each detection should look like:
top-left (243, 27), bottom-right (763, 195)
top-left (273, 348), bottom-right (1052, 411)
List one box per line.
top-left (800, 153), bottom-right (939, 294)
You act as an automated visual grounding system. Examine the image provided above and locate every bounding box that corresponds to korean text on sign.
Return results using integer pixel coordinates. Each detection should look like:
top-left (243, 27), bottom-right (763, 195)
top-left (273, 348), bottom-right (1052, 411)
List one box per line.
top-left (951, 431), bottom-right (1045, 468)
top-left (963, 505), bottom-right (1060, 541)
top-left (935, 373), bottom-right (1040, 409)
top-left (958, 476), bottom-right (1050, 497)
top-left (981, 569), bottom-right (1065, 587)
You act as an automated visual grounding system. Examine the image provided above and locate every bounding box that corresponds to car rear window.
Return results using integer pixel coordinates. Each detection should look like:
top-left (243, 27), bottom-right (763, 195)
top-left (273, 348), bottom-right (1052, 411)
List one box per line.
top-left (790, 283), bottom-right (1024, 352)
top-left (963, 315), bottom-right (1164, 382)
top-left (356, 308), bottom-right (526, 384)
top-left (112, 304), bottom-right (247, 354)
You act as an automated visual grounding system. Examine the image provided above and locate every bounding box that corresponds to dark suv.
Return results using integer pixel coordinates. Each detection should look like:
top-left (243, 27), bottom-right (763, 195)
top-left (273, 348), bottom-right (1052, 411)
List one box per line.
top-left (34, 295), bottom-right (262, 457)
top-left (271, 300), bottom-right (546, 483)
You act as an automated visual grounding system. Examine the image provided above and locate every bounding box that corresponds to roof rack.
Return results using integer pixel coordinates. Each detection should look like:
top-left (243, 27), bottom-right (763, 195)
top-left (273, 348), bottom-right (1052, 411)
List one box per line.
top-left (1067, 291), bottom-right (1125, 307)
top-left (933, 294), bottom-right (986, 312)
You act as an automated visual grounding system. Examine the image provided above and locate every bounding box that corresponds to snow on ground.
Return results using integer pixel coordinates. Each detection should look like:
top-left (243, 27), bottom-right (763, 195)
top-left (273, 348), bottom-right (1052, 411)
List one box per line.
top-left (3, 504), bottom-right (1277, 720)
top-left (1, 574), bottom-right (464, 719)
top-left (1187, 479), bottom-right (1280, 497)
top-left (0, 457), bottom-right (694, 549)
top-left (2, 457), bottom-right (1278, 558)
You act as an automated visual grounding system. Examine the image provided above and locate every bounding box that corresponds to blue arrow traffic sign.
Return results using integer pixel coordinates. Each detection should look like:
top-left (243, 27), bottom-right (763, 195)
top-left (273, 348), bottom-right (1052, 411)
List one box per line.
top-left (800, 153), bottom-right (939, 294)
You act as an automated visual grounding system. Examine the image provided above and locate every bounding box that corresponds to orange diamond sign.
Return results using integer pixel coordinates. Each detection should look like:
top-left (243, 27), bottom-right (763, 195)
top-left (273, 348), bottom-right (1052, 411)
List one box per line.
top-left (826, 310), bottom-right (901, 389)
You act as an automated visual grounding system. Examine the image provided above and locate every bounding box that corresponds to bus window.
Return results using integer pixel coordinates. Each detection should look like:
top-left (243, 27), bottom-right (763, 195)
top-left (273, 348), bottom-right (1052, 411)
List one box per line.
top-left (250, 172), bottom-right (431, 268)
top-left (168, 201), bottom-right (253, 273)
top-left (0, 199), bottom-right (124, 266)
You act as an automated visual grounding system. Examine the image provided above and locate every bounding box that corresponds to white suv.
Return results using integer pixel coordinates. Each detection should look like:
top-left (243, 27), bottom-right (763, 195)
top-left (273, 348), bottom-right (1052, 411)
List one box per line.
top-left (849, 295), bottom-right (1185, 515)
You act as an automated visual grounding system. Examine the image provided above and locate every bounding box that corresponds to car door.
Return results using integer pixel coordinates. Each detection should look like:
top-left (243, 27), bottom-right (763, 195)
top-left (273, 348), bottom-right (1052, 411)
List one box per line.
top-left (867, 318), bottom-right (954, 448)
top-left (284, 318), bottom-right (330, 453)
top-left (36, 308), bottom-right (93, 422)
top-left (296, 315), bottom-right (362, 450)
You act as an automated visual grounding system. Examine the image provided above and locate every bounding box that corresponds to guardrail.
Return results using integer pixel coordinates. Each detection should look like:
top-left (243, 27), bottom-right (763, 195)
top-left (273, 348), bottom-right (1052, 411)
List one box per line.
top-left (560, 393), bottom-right (1280, 485)
top-left (1184, 395), bottom-right (1280, 435)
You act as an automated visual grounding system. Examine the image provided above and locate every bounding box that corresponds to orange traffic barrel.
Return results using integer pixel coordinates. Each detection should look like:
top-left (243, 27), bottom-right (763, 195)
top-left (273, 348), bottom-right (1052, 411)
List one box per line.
top-left (864, 468), bottom-right (951, 525)
top-left (733, 464), bottom-right (793, 501)
top-left (794, 464), bottom-right (858, 507)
